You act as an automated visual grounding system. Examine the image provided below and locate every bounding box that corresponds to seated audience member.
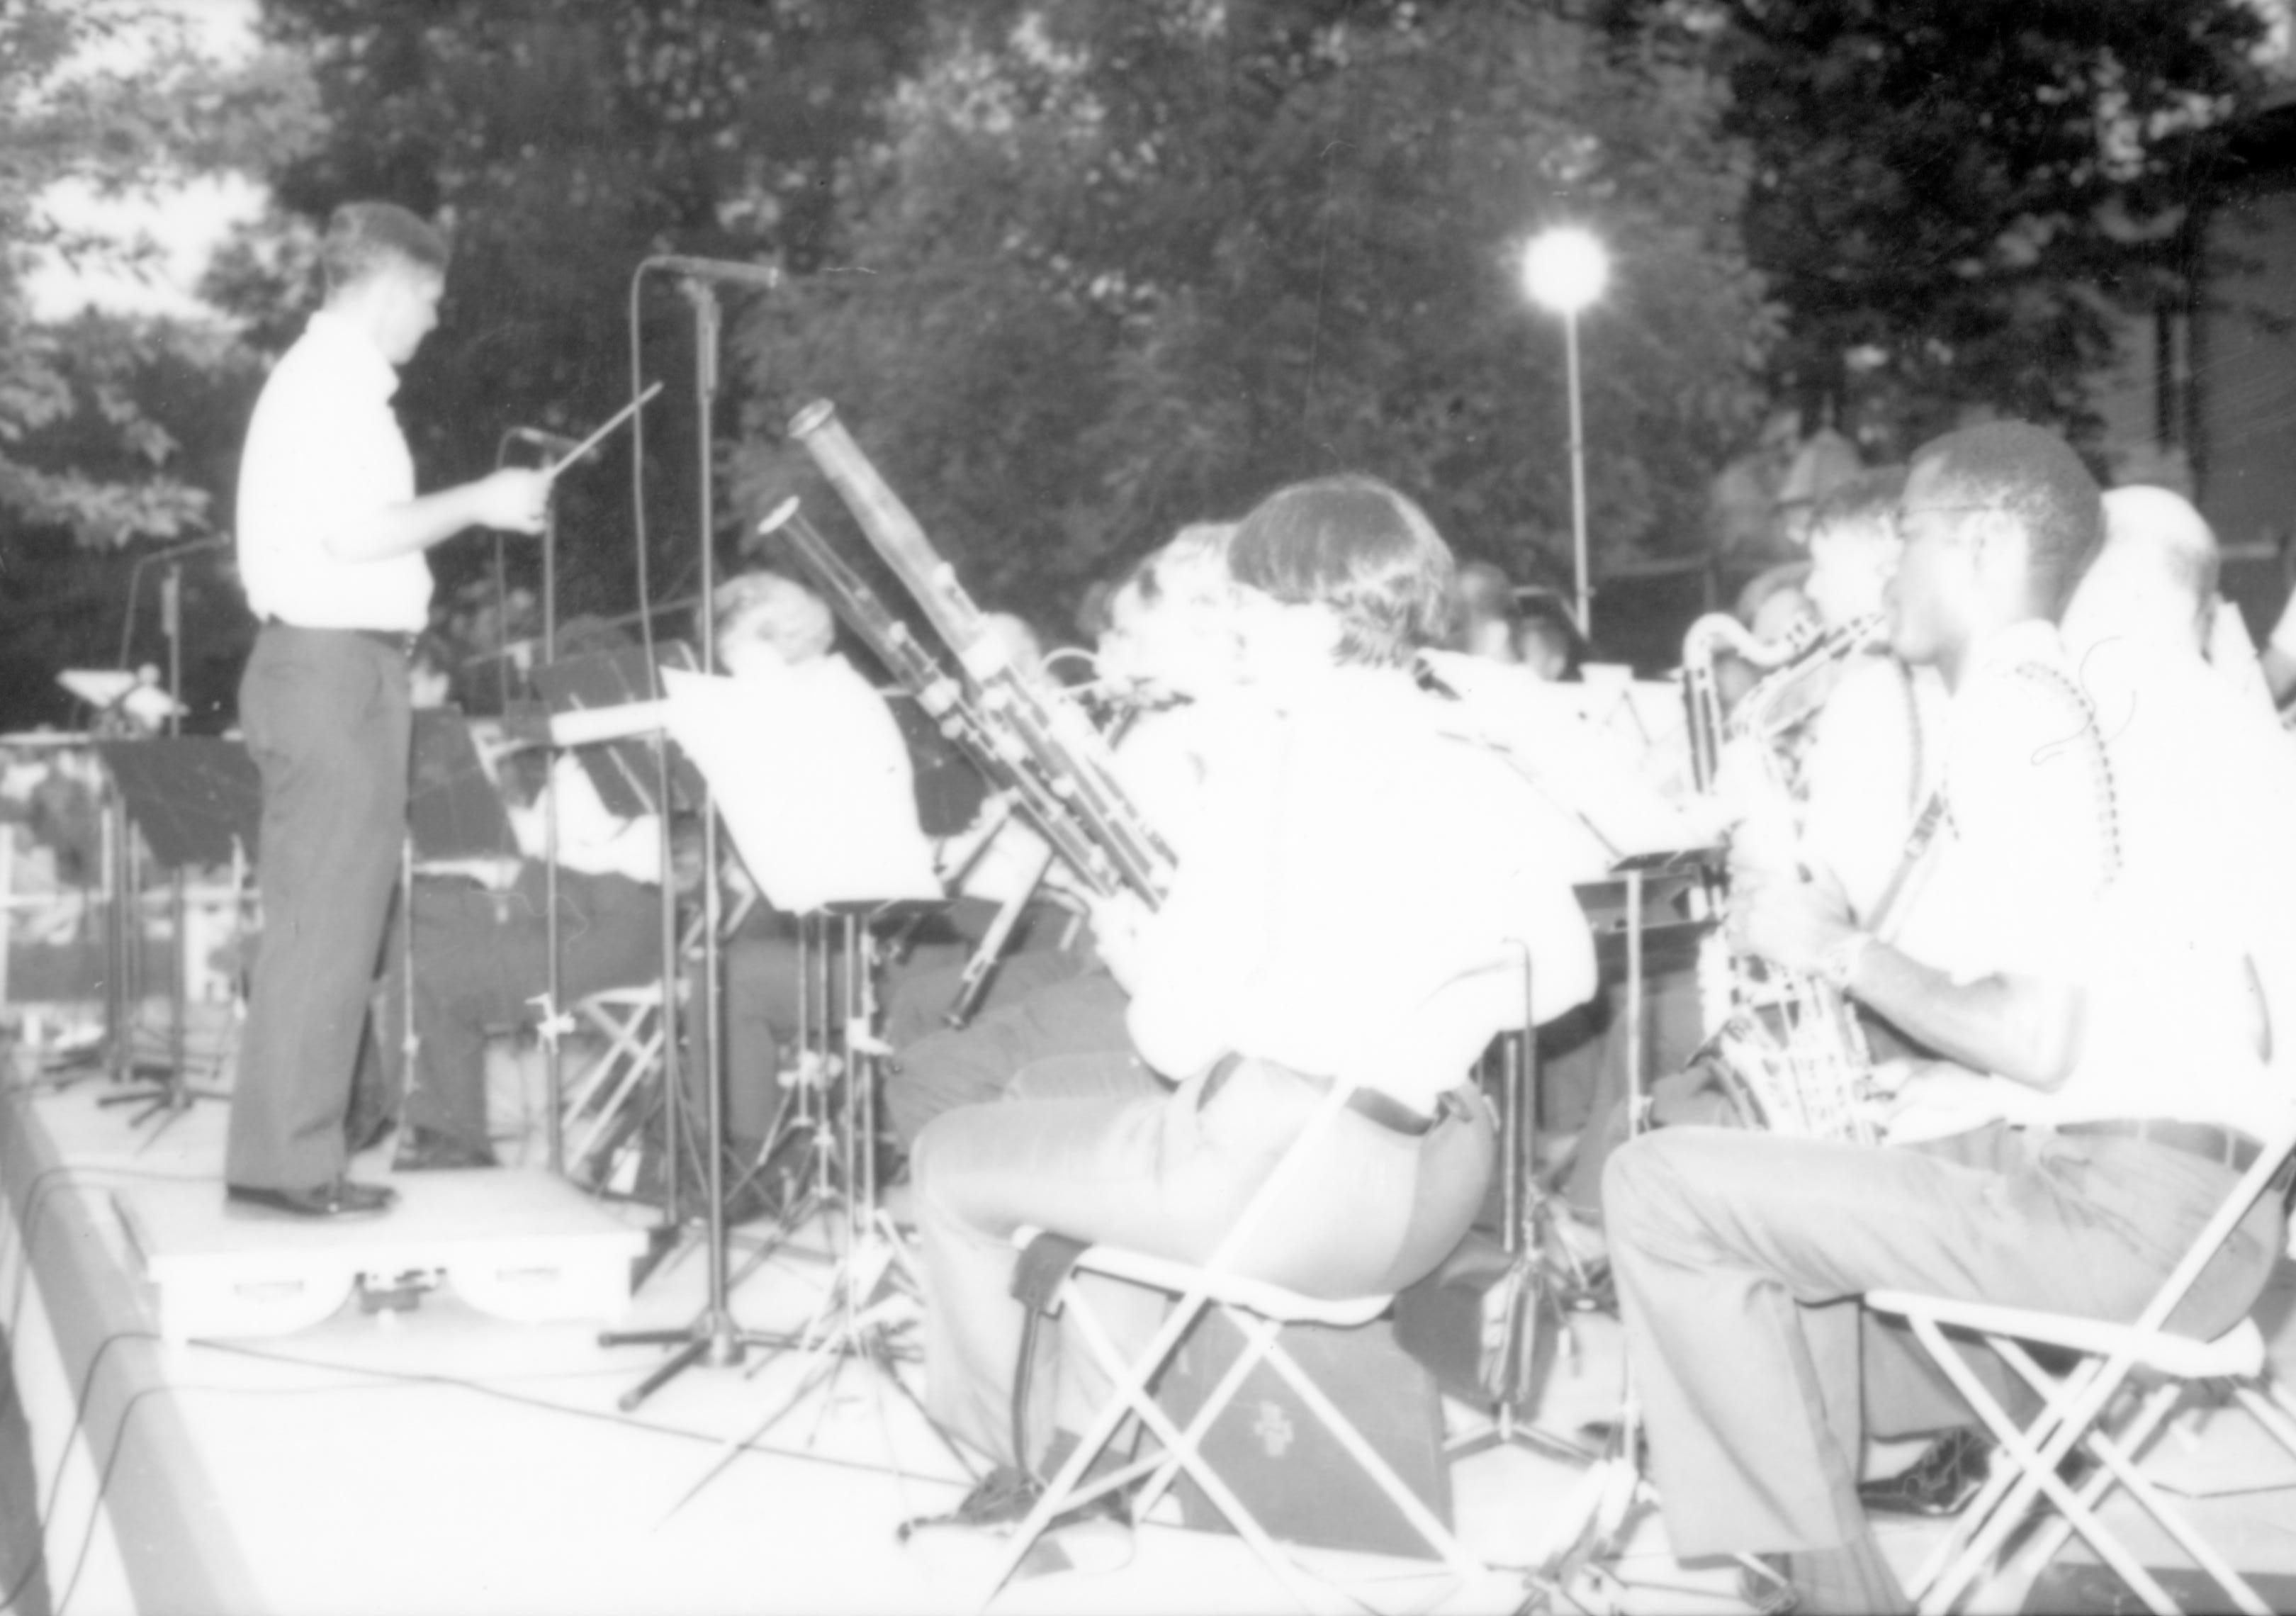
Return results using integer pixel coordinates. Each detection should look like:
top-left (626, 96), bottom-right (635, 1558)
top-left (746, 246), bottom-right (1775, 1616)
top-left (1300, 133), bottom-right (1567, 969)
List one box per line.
top-left (905, 475), bottom-right (1595, 1566)
top-left (1602, 422), bottom-right (2290, 1615)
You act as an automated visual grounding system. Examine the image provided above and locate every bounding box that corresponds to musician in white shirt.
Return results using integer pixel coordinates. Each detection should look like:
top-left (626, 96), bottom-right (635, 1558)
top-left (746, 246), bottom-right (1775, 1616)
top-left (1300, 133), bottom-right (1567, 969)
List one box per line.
top-left (1603, 423), bottom-right (2290, 1615)
top-left (906, 476), bottom-right (1594, 1559)
top-left (226, 202), bottom-right (548, 1220)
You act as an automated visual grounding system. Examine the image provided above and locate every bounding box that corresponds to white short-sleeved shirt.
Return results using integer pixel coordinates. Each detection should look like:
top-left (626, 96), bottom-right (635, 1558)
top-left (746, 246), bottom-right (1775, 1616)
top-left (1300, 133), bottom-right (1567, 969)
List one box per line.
top-left (1125, 667), bottom-right (1598, 1111)
top-left (2012, 640), bottom-right (2296, 1138)
top-left (236, 310), bottom-right (433, 631)
top-left (1883, 620), bottom-right (2112, 988)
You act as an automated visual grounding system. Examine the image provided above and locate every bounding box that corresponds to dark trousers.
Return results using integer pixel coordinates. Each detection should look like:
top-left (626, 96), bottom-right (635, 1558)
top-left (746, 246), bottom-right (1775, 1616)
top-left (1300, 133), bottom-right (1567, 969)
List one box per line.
top-left (1603, 1121), bottom-right (2286, 1598)
top-left (364, 865), bottom-right (662, 1152)
top-left (227, 626), bottom-right (410, 1191)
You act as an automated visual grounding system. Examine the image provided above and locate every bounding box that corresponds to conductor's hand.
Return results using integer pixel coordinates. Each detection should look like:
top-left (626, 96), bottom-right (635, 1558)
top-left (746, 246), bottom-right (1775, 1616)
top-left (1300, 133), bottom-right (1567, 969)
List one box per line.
top-left (471, 467), bottom-right (551, 534)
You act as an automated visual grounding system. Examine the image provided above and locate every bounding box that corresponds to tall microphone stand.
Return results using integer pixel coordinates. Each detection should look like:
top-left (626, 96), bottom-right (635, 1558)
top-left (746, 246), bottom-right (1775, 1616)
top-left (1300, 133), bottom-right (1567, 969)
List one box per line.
top-left (99, 551), bottom-right (229, 1137)
top-left (601, 271), bottom-right (777, 1407)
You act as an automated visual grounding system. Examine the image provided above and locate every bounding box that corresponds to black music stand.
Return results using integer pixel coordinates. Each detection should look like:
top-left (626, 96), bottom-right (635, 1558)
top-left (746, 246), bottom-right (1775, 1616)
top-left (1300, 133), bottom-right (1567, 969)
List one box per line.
top-left (1534, 847), bottom-right (1737, 1603)
top-left (89, 739), bottom-right (261, 1135)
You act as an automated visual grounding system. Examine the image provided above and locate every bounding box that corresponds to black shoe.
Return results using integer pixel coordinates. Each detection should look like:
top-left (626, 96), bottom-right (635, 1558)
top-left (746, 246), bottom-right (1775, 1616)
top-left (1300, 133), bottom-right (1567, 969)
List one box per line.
top-left (392, 1127), bottom-right (499, 1172)
top-left (1859, 1427), bottom-right (1992, 1517)
top-left (899, 1464), bottom-right (1040, 1542)
top-left (225, 1178), bottom-right (398, 1219)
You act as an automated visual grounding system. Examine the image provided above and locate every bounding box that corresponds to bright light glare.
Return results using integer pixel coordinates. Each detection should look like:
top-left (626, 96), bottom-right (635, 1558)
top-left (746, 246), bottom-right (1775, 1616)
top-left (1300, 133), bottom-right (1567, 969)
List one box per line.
top-left (1521, 227), bottom-right (1609, 315)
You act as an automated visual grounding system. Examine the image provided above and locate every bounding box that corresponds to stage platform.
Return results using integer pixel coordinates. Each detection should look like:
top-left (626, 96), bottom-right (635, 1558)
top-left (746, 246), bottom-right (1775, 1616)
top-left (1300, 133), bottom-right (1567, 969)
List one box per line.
top-left (4, 1042), bottom-right (2296, 1615)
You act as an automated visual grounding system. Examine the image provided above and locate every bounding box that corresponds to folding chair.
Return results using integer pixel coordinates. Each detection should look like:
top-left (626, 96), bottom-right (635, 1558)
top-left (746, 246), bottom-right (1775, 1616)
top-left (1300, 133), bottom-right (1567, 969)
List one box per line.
top-left (1866, 1101), bottom-right (2296, 1616)
top-left (972, 1066), bottom-right (1495, 1616)
top-left (557, 981), bottom-right (673, 1190)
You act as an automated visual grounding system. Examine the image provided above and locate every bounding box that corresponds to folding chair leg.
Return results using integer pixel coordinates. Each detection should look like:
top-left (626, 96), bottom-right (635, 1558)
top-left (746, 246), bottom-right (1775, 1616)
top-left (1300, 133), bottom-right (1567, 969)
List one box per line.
top-left (1911, 1320), bottom-right (2184, 1616)
top-left (2230, 1377), bottom-right (2296, 1462)
top-left (1254, 1315), bottom-right (1482, 1577)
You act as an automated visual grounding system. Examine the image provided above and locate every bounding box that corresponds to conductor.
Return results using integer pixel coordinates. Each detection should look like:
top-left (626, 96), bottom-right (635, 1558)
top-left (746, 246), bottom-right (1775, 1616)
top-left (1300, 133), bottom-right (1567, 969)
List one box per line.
top-left (225, 201), bottom-right (547, 1218)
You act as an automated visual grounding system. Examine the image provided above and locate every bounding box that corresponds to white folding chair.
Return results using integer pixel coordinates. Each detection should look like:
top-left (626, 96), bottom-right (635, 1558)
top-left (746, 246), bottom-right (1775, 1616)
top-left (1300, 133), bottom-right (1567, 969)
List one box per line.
top-left (1867, 1102), bottom-right (2296, 1616)
top-left (973, 1068), bottom-right (1492, 1616)
top-left (559, 982), bottom-right (674, 1191)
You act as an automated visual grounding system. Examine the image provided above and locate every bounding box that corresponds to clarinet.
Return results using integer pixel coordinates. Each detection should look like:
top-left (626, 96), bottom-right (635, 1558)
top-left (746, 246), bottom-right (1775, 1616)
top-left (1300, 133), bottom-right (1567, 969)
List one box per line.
top-left (758, 498), bottom-right (1143, 907)
top-left (785, 402), bottom-right (1175, 909)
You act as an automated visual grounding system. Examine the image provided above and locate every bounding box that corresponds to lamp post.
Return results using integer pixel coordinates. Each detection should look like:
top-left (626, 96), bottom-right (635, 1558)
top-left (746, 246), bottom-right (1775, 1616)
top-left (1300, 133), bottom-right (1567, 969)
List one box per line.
top-left (1521, 226), bottom-right (1608, 641)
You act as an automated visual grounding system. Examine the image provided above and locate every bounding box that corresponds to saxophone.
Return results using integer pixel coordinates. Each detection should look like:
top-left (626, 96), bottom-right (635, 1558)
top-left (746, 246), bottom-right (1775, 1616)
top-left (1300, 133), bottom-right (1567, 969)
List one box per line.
top-left (1680, 611), bottom-right (1888, 1145)
top-left (784, 402), bottom-right (1176, 909)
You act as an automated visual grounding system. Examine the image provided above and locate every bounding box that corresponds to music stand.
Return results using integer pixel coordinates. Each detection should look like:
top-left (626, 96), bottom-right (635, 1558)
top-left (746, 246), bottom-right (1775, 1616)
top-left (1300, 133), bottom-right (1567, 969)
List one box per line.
top-left (532, 643), bottom-right (705, 1229)
top-left (1532, 847), bottom-right (1735, 1603)
top-left (88, 739), bottom-right (261, 1136)
top-left (600, 660), bottom-right (943, 1423)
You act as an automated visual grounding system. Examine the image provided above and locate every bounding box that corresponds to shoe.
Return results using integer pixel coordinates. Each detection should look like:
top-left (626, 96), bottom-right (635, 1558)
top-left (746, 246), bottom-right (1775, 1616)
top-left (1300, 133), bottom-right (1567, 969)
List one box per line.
top-left (225, 1179), bottom-right (398, 1219)
top-left (897, 1465), bottom-right (1134, 1578)
top-left (392, 1127), bottom-right (499, 1171)
top-left (1858, 1427), bottom-right (1991, 1517)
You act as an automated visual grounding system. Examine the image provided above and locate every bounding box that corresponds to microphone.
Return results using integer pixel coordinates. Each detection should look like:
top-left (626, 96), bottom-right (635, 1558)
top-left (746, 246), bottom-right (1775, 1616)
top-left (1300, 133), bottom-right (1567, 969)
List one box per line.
top-left (647, 254), bottom-right (782, 291)
top-left (509, 426), bottom-right (583, 458)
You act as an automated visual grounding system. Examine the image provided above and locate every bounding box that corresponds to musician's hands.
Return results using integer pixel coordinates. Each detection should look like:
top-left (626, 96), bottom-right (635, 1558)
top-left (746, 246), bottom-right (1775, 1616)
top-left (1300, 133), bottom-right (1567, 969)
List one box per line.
top-left (1726, 863), bottom-right (1854, 973)
top-left (471, 467), bottom-right (551, 534)
top-left (1086, 890), bottom-right (1153, 994)
top-left (1875, 1057), bottom-right (2012, 1144)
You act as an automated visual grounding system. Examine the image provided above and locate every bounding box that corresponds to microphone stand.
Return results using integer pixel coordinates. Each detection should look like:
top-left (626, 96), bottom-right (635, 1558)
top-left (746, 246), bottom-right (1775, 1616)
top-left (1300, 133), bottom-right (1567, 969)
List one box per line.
top-left (601, 273), bottom-right (778, 1407)
top-left (99, 556), bottom-right (228, 1138)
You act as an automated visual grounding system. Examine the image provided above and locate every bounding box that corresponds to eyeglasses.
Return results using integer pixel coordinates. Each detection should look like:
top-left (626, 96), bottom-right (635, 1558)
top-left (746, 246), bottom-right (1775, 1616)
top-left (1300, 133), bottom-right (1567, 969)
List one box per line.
top-left (1891, 502), bottom-right (2000, 546)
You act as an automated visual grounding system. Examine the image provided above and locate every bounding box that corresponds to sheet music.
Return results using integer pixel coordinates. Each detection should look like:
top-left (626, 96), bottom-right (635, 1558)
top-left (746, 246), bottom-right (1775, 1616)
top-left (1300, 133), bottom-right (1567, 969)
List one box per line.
top-left (660, 658), bottom-right (942, 911)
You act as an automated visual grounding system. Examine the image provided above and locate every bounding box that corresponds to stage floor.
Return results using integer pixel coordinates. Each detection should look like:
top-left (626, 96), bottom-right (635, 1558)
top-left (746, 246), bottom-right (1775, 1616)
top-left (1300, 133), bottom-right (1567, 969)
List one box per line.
top-left (6, 1046), bottom-right (2296, 1616)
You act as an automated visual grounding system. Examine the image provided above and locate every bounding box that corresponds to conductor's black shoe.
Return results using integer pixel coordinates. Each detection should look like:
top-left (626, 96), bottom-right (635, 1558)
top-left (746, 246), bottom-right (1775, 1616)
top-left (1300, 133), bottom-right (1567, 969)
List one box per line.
top-left (393, 1127), bottom-right (499, 1172)
top-left (1858, 1427), bottom-right (1992, 1517)
top-left (225, 1179), bottom-right (398, 1219)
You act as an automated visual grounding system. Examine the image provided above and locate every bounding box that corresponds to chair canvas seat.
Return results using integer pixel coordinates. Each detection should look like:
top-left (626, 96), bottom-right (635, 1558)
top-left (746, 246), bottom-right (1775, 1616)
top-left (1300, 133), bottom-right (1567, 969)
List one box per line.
top-left (1863, 1105), bottom-right (2296, 1616)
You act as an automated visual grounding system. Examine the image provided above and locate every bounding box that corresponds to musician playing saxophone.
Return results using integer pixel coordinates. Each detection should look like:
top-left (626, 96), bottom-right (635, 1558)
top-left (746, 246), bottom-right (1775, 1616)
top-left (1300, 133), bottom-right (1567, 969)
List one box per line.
top-left (1602, 422), bottom-right (2290, 1615)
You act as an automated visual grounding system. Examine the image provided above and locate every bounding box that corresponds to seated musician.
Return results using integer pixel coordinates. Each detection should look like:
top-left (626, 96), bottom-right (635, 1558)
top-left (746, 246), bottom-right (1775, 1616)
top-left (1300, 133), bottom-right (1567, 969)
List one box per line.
top-left (904, 474), bottom-right (1596, 1566)
top-left (1602, 423), bottom-right (2292, 1615)
top-left (877, 522), bottom-right (1249, 1153)
top-left (358, 732), bottom-right (670, 1170)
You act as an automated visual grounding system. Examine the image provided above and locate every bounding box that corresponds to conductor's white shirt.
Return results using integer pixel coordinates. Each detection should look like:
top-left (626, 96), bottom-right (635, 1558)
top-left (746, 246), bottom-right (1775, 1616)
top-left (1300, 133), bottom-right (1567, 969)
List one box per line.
top-left (236, 310), bottom-right (432, 632)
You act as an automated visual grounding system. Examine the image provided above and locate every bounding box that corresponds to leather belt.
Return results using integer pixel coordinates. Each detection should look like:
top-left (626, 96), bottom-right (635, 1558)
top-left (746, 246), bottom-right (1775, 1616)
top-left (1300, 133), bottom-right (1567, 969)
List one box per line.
top-left (1196, 1053), bottom-right (1469, 1138)
top-left (262, 618), bottom-right (419, 657)
top-left (2056, 1118), bottom-right (2291, 1188)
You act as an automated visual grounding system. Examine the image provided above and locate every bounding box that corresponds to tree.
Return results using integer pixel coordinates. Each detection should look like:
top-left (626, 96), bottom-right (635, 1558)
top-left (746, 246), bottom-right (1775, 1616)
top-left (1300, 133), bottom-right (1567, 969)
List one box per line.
top-left (727, 0), bottom-right (1775, 632)
top-left (0, 0), bottom-right (322, 727)
top-left (1618, 0), bottom-right (2270, 449)
top-left (224, 0), bottom-right (933, 674)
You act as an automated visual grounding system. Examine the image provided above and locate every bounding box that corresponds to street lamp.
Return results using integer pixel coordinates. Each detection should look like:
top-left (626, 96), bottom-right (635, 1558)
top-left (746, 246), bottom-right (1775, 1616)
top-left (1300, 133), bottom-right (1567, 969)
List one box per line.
top-left (1521, 226), bottom-right (1608, 640)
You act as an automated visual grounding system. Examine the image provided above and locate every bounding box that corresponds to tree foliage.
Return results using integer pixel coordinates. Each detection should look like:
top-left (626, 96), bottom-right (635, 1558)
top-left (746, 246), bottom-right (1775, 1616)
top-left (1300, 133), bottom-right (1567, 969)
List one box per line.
top-left (1, 0), bottom-right (318, 547)
top-left (1622, 0), bottom-right (2271, 448)
top-left (729, 0), bottom-right (1776, 628)
top-left (228, 0), bottom-right (932, 642)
